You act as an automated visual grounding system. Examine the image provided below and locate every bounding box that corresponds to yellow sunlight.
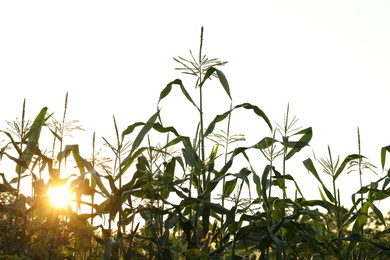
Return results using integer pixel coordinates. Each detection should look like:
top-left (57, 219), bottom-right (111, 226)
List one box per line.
top-left (47, 185), bottom-right (71, 209)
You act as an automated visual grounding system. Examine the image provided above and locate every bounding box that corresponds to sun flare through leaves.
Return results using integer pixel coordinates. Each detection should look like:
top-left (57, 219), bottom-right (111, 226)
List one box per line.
top-left (47, 185), bottom-right (72, 209)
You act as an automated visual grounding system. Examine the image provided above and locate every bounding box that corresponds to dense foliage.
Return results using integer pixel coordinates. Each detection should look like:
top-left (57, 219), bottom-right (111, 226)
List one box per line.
top-left (0, 28), bottom-right (389, 259)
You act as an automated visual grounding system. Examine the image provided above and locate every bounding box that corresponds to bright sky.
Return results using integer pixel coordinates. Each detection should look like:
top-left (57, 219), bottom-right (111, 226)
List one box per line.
top-left (1, 1), bottom-right (390, 211)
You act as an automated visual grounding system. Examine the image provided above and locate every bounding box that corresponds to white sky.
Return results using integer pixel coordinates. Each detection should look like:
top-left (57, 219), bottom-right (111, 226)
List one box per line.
top-left (1, 1), bottom-right (390, 211)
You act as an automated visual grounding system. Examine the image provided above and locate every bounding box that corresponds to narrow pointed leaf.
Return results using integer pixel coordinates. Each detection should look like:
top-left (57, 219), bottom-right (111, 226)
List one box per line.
top-left (285, 127), bottom-right (312, 160)
top-left (0, 131), bottom-right (22, 155)
top-left (204, 102), bottom-right (272, 138)
top-left (334, 154), bottom-right (361, 180)
top-left (16, 107), bottom-right (48, 174)
top-left (303, 158), bottom-right (335, 203)
top-left (121, 122), bottom-right (144, 141)
top-left (158, 79), bottom-right (199, 110)
top-left (199, 67), bottom-right (231, 100)
top-left (381, 145), bottom-right (390, 170)
top-left (131, 111), bottom-right (159, 154)
top-left (223, 179), bottom-right (237, 197)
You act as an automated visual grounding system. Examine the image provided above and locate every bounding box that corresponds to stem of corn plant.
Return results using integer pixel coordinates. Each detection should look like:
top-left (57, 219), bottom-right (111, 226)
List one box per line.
top-left (89, 131), bottom-right (96, 256)
top-left (197, 26), bottom-right (210, 239)
top-left (16, 99), bottom-right (27, 199)
top-left (281, 106), bottom-right (289, 260)
top-left (57, 92), bottom-right (68, 174)
top-left (282, 104), bottom-right (289, 202)
top-left (91, 132), bottom-right (96, 226)
top-left (266, 131), bottom-right (276, 258)
top-left (221, 102), bottom-right (232, 246)
top-left (328, 147), bottom-right (342, 260)
top-left (267, 130), bottom-right (277, 223)
top-left (357, 127), bottom-right (364, 236)
top-left (198, 26), bottom-right (206, 190)
top-left (113, 116), bottom-right (123, 250)
top-left (231, 178), bottom-right (245, 258)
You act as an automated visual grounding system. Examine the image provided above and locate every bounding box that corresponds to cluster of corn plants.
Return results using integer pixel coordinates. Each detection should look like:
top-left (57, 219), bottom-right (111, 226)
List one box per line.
top-left (0, 28), bottom-right (389, 259)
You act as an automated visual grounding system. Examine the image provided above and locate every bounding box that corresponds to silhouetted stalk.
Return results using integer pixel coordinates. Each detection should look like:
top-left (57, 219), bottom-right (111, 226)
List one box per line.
top-left (357, 127), bottom-right (364, 236)
top-left (91, 132), bottom-right (96, 226)
top-left (281, 104), bottom-right (289, 202)
top-left (16, 99), bottom-right (27, 199)
top-left (89, 132), bottom-right (96, 257)
top-left (221, 102), bottom-right (232, 246)
top-left (266, 132), bottom-right (276, 258)
top-left (57, 92), bottom-right (68, 174)
top-left (231, 178), bottom-right (245, 258)
top-left (267, 131), bottom-right (277, 224)
top-left (113, 116), bottom-right (123, 257)
top-left (196, 26), bottom-right (210, 239)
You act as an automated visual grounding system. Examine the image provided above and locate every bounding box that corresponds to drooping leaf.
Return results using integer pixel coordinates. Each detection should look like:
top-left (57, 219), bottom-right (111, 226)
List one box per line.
top-left (165, 213), bottom-right (179, 229)
top-left (121, 122), bottom-right (145, 141)
top-left (261, 164), bottom-right (273, 209)
top-left (0, 130), bottom-right (22, 155)
top-left (57, 144), bottom-right (86, 174)
top-left (285, 127), bottom-right (312, 160)
top-left (120, 147), bottom-right (147, 176)
top-left (255, 137), bottom-right (277, 150)
top-left (158, 79), bottom-right (199, 110)
top-left (334, 154), bottom-right (361, 180)
top-left (303, 158), bottom-right (335, 203)
top-left (252, 171), bottom-right (262, 198)
top-left (0, 173), bottom-right (17, 193)
top-left (223, 179), bottom-right (237, 198)
top-left (131, 111), bottom-right (159, 154)
top-left (381, 145), bottom-right (390, 170)
top-left (199, 67), bottom-right (231, 100)
top-left (204, 102), bottom-right (272, 138)
top-left (367, 200), bottom-right (386, 227)
top-left (352, 201), bottom-right (369, 233)
top-left (343, 233), bottom-right (368, 242)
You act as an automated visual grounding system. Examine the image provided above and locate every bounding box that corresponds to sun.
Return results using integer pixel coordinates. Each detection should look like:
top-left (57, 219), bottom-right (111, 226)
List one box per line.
top-left (47, 185), bottom-right (72, 209)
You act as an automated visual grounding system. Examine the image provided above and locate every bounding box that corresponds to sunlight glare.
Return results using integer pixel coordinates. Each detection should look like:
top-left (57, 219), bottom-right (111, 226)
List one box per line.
top-left (47, 185), bottom-right (71, 209)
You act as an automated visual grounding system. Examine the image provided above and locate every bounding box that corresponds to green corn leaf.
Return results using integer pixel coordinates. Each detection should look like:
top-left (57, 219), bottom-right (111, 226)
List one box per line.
top-left (300, 200), bottom-right (338, 212)
top-left (204, 102), bottom-right (272, 138)
top-left (57, 144), bottom-right (86, 174)
top-left (0, 130), bottom-right (22, 155)
top-left (261, 164), bottom-right (273, 208)
top-left (165, 213), bottom-right (179, 229)
top-left (120, 147), bottom-right (147, 178)
top-left (381, 145), bottom-right (390, 170)
top-left (0, 173), bottom-right (17, 193)
top-left (223, 179), bottom-right (237, 197)
top-left (182, 147), bottom-right (202, 170)
top-left (200, 167), bottom-right (250, 199)
top-left (131, 111), bottom-right (159, 154)
top-left (252, 171), bottom-right (262, 199)
top-left (199, 67), bottom-right (231, 100)
top-left (1, 152), bottom-right (28, 169)
top-left (334, 154), bottom-right (361, 180)
top-left (16, 107), bottom-right (49, 174)
top-left (318, 187), bottom-right (326, 201)
top-left (343, 233), bottom-right (368, 242)
top-left (200, 199), bottom-right (229, 215)
top-left (158, 78), bottom-right (199, 110)
top-left (238, 103), bottom-right (272, 131)
top-left (303, 158), bottom-right (335, 203)
top-left (255, 137), bottom-right (277, 150)
top-left (367, 200), bottom-right (386, 227)
top-left (204, 110), bottom-right (231, 137)
top-left (352, 201), bottom-right (369, 233)
top-left (285, 127), bottom-right (312, 160)
top-left (121, 122), bottom-right (144, 141)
